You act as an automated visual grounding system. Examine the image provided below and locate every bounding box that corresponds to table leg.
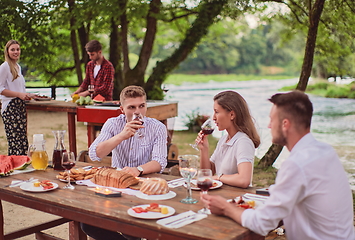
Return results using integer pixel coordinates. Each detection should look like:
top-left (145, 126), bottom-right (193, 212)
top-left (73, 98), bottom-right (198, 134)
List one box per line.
top-left (87, 125), bottom-right (96, 148)
top-left (69, 221), bottom-right (87, 240)
top-left (67, 112), bottom-right (77, 157)
top-left (0, 200), bottom-right (4, 240)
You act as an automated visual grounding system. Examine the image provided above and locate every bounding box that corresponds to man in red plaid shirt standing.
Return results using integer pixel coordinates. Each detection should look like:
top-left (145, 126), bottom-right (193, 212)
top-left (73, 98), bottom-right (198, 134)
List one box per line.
top-left (72, 40), bottom-right (114, 101)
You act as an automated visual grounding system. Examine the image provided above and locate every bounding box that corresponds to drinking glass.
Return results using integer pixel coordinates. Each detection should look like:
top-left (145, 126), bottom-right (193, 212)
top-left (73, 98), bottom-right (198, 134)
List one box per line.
top-left (133, 113), bottom-right (144, 138)
top-left (61, 152), bottom-right (76, 190)
top-left (190, 117), bottom-right (216, 151)
top-left (179, 155), bottom-right (199, 204)
top-left (88, 85), bottom-right (94, 98)
top-left (197, 169), bottom-right (213, 214)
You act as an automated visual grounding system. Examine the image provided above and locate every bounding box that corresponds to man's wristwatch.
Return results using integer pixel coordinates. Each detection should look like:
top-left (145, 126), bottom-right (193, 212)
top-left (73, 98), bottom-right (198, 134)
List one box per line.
top-left (137, 166), bottom-right (144, 177)
top-left (217, 173), bottom-right (224, 181)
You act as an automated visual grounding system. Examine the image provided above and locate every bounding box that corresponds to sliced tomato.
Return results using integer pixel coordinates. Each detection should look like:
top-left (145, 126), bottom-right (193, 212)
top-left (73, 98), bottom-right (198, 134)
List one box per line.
top-left (238, 203), bottom-right (252, 209)
top-left (132, 207), bottom-right (147, 213)
top-left (149, 203), bottom-right (159, 209)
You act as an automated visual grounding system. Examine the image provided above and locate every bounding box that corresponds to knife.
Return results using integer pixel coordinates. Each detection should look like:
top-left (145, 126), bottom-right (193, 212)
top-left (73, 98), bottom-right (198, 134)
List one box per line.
top-left (167, 178), bottom-right (185, 184)
top-left (164, 213), bottom-right (197, 226)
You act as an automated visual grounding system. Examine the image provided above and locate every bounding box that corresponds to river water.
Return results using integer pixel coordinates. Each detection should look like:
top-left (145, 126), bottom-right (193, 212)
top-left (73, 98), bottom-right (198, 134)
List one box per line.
top-left (29, 78), bottom-right (355, 189)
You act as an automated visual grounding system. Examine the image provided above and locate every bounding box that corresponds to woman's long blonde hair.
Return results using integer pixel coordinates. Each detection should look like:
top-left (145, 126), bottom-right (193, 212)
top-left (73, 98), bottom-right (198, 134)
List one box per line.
top-left (4, 40), bottom-right (20, 81)
top-left (214, 91), bottom-right (260, 148)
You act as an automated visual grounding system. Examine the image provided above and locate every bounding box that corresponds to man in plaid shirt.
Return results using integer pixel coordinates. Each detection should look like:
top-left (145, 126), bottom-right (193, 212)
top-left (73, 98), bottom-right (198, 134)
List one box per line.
top-left (72, 40), bottom-right (114, 101)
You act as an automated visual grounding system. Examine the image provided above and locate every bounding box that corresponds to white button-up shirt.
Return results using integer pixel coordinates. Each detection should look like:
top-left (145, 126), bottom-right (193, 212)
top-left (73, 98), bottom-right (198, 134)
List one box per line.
top-left (0, 62), bottom-right (26, 113)
top-left (242, 133), bottom-right (355, 240)
top-left (89, 114), bottom-right (167, 172)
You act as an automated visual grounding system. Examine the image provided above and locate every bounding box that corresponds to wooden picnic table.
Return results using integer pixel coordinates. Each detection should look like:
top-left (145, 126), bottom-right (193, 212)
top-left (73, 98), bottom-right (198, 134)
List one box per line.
top-left (26, 100), bottom-right (178, 156)
top-left (0, 162), bottom-right (264, 240)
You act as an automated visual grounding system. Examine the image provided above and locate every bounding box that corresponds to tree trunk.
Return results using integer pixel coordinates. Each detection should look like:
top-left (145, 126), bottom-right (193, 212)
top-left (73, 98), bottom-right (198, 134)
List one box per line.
top-left (78, 24), bottom-right (89, 65)
top-left (258, 0), bottom-right (326, 168)
top-left (145, 0), bottom-right (228, 99)
top-left (297, 0), bottom-right (326, 91)
top-left (258, 144), bottom-right (283, 168)
top-left (109, 17), bottom-right (123, 100)
top-left (124, 0), bottom-right (161, 88)
top-left (68, 0), bottom-right (83, 84)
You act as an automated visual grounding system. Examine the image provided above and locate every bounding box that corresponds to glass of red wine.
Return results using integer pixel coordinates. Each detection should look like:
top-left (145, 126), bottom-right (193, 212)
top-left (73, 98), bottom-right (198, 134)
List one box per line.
top-left (133, 113), bottom-right (144, 138)
top-left (197, 169), bottom-right (213, 214)
top-left (61, 151), bottom-right (76, 190)
top-left (88, 85), bottom-right (94, 98)
top-left (190, 117), bottom-right (216, 151)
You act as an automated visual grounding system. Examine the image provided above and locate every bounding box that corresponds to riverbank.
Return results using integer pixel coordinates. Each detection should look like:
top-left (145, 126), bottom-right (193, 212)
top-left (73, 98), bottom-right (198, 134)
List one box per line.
top-left (280, 78), bottom-right (355, 99)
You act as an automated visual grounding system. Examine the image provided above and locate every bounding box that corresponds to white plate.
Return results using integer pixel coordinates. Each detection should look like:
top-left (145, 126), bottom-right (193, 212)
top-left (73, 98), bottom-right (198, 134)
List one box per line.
top-left (184, 180), bottom-right (223, 190)
top-left (20, 182), bottom-right (58, 192)
top-left (85, 105), bottom-right (120, 110)
top-left (135, 191), bottom-right (176, 200)
top-left (127, 204), bottom-right (175, 219)
top-left (59, 179), bottom-right (76, 183)
top-left (34, 97), bottom-right (52, 101)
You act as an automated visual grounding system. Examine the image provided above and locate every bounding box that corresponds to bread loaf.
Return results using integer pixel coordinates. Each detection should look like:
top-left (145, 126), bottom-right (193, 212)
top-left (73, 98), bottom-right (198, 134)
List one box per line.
top-left (91, 168), bottom-right (139, 188)
top-left (140, 178), bottom-right (169, 195)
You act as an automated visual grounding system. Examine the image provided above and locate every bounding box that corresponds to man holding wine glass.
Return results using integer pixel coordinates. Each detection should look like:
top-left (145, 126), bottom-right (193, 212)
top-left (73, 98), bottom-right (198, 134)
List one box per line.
top-left (195, 91), bottom-right (260, 188)
top-left (72, 40), bottom-right (114, 101)
top-left (88, 85), bottom-right (167, 176)
top-left (82, 85), bottom-right (168, 240)
top-left (201, 91), bottom-right (355, 240)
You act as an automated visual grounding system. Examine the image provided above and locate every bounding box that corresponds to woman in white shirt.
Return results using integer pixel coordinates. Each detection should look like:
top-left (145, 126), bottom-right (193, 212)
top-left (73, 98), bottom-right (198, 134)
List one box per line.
top-left (0, 40), bottom-right (34, 155)
top-left (197, 91), bottom-right (260, 188)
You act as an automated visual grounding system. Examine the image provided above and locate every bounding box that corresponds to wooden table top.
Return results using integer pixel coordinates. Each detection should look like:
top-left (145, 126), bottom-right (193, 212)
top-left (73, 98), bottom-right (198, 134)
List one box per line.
top-left (26, 100), bottom-right (78, 112)
top-left (0, 163), bottom-right (263, 240)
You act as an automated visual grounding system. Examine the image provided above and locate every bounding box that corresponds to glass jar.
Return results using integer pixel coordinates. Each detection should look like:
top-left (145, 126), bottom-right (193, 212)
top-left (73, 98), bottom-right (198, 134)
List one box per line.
top-left (52, 130), bottom-right (67, 170)
top-left (29, 134), bottom-right (49, 170)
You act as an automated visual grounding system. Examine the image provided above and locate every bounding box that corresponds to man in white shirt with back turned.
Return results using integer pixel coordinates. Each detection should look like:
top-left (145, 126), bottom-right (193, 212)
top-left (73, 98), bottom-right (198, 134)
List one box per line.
top-left (202, 90), bottom-right (355, 240)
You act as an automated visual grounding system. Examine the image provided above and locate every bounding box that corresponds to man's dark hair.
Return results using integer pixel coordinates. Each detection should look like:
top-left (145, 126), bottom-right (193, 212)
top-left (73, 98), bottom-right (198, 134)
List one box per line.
top-left (85, 40), bottom-right (102, 52)
top-left (269, 90), bottom-right (313, 129)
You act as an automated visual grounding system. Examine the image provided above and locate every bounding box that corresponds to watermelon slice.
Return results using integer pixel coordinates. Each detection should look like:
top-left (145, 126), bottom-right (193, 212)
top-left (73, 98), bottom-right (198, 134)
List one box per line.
top-left (11, 155), bottom-right (32, 170)
top-left (93, 94), bottom-right (105, 103)
top-left (0, 155), bottom-right (14, 176)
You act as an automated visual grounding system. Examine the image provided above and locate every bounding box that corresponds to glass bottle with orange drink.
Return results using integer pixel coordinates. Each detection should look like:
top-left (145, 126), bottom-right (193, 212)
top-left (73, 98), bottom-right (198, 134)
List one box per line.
top-left (28, 134), bottom-right (49, 170)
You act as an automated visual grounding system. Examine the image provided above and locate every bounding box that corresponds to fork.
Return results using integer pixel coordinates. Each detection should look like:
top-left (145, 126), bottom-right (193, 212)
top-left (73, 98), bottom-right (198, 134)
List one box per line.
top-left (6, 177), bottom-right (35, 187)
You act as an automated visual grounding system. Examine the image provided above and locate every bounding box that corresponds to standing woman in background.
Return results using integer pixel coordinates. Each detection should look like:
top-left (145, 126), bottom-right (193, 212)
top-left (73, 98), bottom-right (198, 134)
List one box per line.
top-left (197, 91), bottom-right (260, 188)
top-left (0, 40), bottom-right (34, 155)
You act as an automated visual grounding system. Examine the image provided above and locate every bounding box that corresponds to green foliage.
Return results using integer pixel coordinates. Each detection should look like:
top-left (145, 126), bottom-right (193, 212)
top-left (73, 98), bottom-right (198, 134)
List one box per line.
top-left (325, 85), bottom-right (351, 98)
top-left (183, 109), bottom-right (209, 132)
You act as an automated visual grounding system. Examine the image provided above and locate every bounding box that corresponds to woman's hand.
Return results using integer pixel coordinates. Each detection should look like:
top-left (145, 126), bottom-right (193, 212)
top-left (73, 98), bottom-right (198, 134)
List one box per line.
top-left (196, 130), bottom-right (209, 150)
top-left (18, 92), bottom-right (32, 100)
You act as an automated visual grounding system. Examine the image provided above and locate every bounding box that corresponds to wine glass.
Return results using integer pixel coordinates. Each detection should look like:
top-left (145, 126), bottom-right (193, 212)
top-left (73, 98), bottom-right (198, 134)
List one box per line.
top-left (179, 155), bottom-right (199, 204)
top-left (88, 85), bottom-right (94, 98)
top-left (61, 152), bottom-right (76, 190)
top-left (197, 169), bottom-right (213, 214)
top-left (133, 113), bottom-right (144, 138)
top-left (190, 117), bottom-right (216, 151)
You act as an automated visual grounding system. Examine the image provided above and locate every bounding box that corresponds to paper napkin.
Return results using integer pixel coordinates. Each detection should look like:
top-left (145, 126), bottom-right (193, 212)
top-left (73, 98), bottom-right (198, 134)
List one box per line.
top-left (157, 211), bottom-right (207, 228)
top-left (167, 178), bottom-right (185, 188)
